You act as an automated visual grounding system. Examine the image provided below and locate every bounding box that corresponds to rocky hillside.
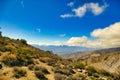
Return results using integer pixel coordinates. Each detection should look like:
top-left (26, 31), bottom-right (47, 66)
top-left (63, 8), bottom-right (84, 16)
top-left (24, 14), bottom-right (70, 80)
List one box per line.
top-left (82, 52), bottom-right (120, 73)
top-left (64, 47), bottom-right (120, 60)
top-left (66, 48), bottom-right (120, 74)
top-left (0, 35), bottom-right (62, 80)
top-left (0, 35), bottom-right (120, 80)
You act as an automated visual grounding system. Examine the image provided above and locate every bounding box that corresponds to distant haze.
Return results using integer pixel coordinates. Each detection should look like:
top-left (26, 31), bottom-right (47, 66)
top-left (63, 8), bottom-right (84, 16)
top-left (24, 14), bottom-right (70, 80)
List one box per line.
top-left (33, 45), bottom-right (97, 55)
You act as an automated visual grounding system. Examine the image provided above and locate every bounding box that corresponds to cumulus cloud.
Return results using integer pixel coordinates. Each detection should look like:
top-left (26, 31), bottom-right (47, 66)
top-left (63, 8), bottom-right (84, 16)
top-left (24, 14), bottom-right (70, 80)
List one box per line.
top-left (60, 2), bottom-right (108, 18)
top-left (88, 3), bottom-right (108, 15)
top-left (66, 36), bottom-right (88, 46)
top-left (72, 4), bottom-right (87, 17)
top-left (36, 22), bottom-right (120, 48)
top-left (66, 22), bottom-right (120, 48)
top-left (67, 2), bottom-right (74, 7)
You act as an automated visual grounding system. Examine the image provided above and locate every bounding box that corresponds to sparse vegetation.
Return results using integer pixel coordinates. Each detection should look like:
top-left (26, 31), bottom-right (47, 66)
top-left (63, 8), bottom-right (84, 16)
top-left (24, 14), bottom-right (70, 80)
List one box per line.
top-left (0, 27), bottom-right (2, 37)
top-left (74, 62), bottom-right (85, 69)
top-left (13, 67), bottom-right (27, 78)
top-left (34, 71), bottom-right (48, 80)
top-left (34, 65), bottom-right (50, 74)
top-left (108, 66), bottom-right (120, 79)
top-left (98, 70), bottom-right (111, 77)
top-left (0, 33), bottom-right (120, 80)
top-left (2, 53), bottom-right (34, 66)
top-left (54, 73), bottom-right (67, 80)
top-left (28, 64), bottom-right (34, 70)
top-left (85, 66), bottom-right (97, 76)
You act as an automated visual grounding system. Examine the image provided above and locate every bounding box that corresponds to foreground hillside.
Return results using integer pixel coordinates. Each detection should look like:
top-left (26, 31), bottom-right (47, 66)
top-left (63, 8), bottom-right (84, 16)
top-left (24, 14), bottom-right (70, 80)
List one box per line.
top-left (0, 35), bottom-right (120, 80)
top-left (0, 36), bottom-right (91, 80)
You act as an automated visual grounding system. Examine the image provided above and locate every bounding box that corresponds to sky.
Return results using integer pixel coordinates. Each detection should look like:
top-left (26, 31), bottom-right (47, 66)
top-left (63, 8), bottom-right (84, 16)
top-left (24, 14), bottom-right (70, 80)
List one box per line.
top-left (0, 0), bottom-right (120, 48)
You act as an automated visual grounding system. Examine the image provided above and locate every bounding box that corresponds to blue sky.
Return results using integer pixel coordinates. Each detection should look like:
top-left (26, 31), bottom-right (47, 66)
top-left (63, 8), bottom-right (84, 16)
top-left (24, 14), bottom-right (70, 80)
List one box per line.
top-left (0, 0), bottom-right (120, 48)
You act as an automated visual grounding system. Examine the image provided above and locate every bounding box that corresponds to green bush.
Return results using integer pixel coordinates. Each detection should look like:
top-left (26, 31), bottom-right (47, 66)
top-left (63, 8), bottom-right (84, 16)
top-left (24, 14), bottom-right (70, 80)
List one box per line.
top-left (2, 53), bottom-right (34, 67)
top-left (20, 39), bottom-right (27, 44)
top-left (0, 32), bottom-right (1, 36)
top-left (99, 70), bottom-right (111, 77)
top-left (13, 67), bottom-right (26, 78)
top-left (86, 66), bottom-right (97, 75)
top-left (34, 71), bottom-right (48, 80)
top-left (74, 62), bottom-right (85, 69)
top-left (2, 54), bottom-right (20, 66)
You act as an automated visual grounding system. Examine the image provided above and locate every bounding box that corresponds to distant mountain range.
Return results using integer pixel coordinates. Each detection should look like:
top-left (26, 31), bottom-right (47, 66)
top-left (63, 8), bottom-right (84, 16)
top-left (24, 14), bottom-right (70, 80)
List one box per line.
top-left (64, 47), bottom-right (120, 59)
top-left (32, 45), bottom-right (97, 55)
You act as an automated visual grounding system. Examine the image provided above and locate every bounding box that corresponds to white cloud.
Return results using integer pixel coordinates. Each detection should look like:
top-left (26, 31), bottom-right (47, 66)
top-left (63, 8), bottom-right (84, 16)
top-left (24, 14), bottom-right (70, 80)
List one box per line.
top-left (59, 34), bottom-right (66, 37)
top-left (60, 2), bottom-right (108, 18)
top-left (60, 14), bottom-right (74, 18)
top-left (88, 3), bottom-right (108, 15)
top-left (66, 36), bottom-right (88, 46)
top-left (35, 22), bottom-right (120, 48)
top-left (67, 2), bottom-right (74, 7)
top-left (65, 22), bottom-right (120, 48)
top-left (72, 4), bottom-right (87, 17)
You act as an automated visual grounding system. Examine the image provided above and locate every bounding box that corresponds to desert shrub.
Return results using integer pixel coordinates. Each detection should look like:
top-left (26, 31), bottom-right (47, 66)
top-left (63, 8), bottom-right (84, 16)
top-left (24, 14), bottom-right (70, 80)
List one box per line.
top-left (34, 71), bottom-right (48, 80)
top-left (2, 53), bottom-right (34, 67)
top-left (0, 46), bottom-right (7, 52)
top-left (86, 66), bottom-right (97, 76)
top-left (74, 62), bottom-right (85, 69)
top-left (0, 27), bottom-right (1, 36)
top-left (20, 39), bottom-right (27, 44)
top-left (17, 48), bottom-right (28, 56)
top-left (16, 54), bottom-right (34, 66)
top-left (52, 66), bottom-right (61, 73)
top-left (60, 69), bottom-right (71, 76)
top-left (53, 66), bottom-right (74, 76)
top-left (79, 74), bottom-right (88, 80)
top-left (54, 73), bottom-right (67, 80)
top-left (39, 57), bottom-right (57, 66)
top-left (28, 64), bottom-right (34, 70)
top-left (13, 67), bottom-right (26, 78)
top-left (39, 57), bottom-right (51, 63)
top-left (91, 77), bottom-right (99, 80)
top-left (34, 66), bottom-right (49, 74)
top-left (98, 70), bottom-right (111, 77)
top-left (92, 73), bottom-right (99, 78)
top-left (2, 54), bottom-right (19, 66)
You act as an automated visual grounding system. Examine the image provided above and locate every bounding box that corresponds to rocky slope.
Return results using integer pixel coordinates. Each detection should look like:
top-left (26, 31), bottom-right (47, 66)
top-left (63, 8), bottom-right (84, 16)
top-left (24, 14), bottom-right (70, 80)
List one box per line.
top-left (0, 35), bottom-right (120, 80)
top-left (65, 48), bottom-right (120, 74)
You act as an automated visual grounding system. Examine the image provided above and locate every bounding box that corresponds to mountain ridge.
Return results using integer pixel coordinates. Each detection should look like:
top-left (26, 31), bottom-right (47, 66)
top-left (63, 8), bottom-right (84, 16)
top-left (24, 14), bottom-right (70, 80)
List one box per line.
top-left (33, 44), bottom-right (96, 55)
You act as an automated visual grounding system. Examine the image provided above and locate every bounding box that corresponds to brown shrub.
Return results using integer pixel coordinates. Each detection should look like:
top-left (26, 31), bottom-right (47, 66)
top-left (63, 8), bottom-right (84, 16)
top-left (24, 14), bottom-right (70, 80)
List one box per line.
top-left (13, 67), bottom-right (26, 78)
top-left (34, 65), bottom-right (50, 74)
top-left (54, 73), bottom-right (67, 80)
top-left (34, 71), bottom-right (48, 80)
